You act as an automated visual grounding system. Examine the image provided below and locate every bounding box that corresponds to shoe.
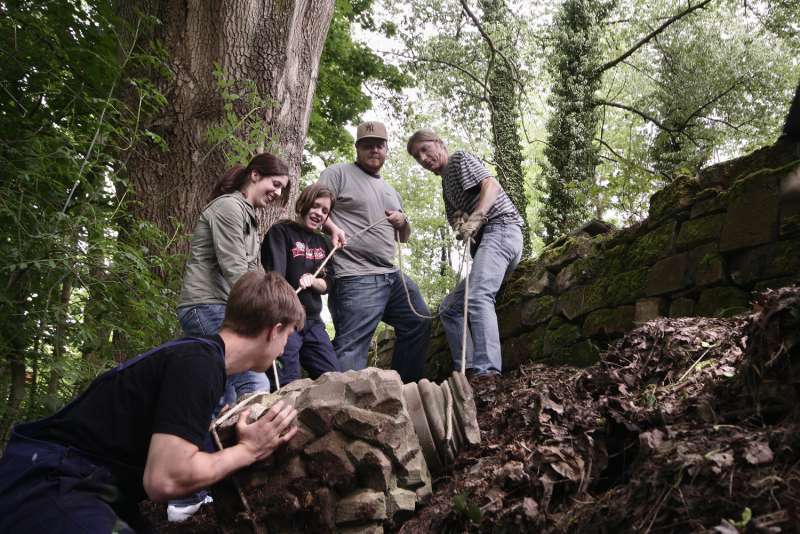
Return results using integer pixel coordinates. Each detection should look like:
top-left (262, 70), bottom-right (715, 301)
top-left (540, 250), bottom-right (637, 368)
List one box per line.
top-left (467, 371), bottom-right (500, 390)
top-left (167, 495), bottom-right (214, 522)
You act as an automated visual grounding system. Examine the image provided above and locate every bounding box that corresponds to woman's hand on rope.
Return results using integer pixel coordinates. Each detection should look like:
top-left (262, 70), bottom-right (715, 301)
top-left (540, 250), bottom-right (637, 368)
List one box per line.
top-left (298, 273), bottom-right (315, 290)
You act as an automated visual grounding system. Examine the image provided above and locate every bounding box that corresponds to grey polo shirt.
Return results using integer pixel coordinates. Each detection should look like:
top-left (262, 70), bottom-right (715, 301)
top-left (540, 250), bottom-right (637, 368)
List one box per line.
top-left (318, 162), bottom-right (404, 278)
top-left (178, 192), bottom-right (260, 307)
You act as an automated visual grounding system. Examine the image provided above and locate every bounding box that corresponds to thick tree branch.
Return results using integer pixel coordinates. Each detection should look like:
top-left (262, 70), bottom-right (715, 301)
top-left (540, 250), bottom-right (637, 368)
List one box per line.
top-left (458, 0), bottom-right (524, 91)
top-left (596, 137), bottom-right (663, 178)
top-left (597, 0), bottom-right (714, 75)
top-left (595, 99), bottom-right (674, 132)
top-left (386, 50), bottom-right (489, 97)
top-left (678, 78), bottom-right (745, 130)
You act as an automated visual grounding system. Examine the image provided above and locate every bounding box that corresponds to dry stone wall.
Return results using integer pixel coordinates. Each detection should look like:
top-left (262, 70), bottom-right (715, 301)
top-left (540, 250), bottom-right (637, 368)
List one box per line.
top-left (211, 368), bottom-right (478, 533)
top-left (392, 140), bottom-right (800, 378)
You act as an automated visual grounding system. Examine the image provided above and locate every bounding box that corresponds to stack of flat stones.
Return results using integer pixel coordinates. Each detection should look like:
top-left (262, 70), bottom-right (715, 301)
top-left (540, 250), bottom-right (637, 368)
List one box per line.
top-left (211, 368), bottom-right (479, 533)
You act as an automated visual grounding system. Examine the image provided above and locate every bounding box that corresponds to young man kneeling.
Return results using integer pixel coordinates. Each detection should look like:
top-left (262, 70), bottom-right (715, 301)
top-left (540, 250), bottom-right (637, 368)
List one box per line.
top-left (0, 271), bottom-right (304, 533)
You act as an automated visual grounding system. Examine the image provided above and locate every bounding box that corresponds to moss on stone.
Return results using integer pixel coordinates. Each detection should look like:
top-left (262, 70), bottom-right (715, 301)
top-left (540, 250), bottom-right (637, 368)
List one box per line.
top-left (548, 340), bottom-right (601, 367)
top-left (501, 328), bottom-right (546, 370)
top-left (625, 221), bottom-right (676, 266)
top-left (649, 174), bottom-right (702, 221)
top-left (543, 317), bottom-right (582, 354)
top-left (605, 268), bottom-right (649, 306)
top-left (522, 295), bottom-right (556, 327)
top-left (582, 306), bottom-right (635, 338)
top-left (676, 213), bottom-right (725, 250)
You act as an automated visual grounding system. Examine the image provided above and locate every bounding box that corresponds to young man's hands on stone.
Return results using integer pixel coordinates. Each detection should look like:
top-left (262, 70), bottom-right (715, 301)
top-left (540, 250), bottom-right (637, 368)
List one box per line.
top-left (236, 400), bottom-right (298, 462)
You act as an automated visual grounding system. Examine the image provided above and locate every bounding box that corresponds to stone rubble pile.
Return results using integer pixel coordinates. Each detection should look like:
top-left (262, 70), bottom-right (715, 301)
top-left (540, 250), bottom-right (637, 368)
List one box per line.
top-left (211, 368), bottom-right (479, 533)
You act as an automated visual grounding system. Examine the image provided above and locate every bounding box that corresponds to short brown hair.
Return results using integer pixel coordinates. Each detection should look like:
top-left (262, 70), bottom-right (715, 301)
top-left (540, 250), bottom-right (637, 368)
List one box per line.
top-left (406, 129), bottom-right (443, 156)
top-left (295, 183), bottom-right (335, 218)
top-left (223, 271), bottom-right (305, 337)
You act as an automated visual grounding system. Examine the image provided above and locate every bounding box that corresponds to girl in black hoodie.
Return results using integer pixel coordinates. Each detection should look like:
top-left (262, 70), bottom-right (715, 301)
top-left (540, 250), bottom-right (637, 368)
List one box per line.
top-left (261, 183), bottom-right (342, 387)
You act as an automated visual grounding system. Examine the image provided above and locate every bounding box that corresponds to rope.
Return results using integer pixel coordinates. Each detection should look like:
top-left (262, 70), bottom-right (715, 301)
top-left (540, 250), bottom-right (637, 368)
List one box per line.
top-left (211, 425), bottom-right (262, 533)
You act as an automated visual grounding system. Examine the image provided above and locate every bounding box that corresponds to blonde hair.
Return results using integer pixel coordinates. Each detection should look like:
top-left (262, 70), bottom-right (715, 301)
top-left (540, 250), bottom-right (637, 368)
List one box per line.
top-left (406, 129), bottom-right (443, 156)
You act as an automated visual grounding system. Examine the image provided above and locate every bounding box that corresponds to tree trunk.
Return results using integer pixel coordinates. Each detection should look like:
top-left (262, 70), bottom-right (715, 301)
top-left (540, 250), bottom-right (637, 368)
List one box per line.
top-left (46, 276), bottom-right (73, 411)
top-left (479, 0), bottom-right (531, 256)
top-left (117, 0), bottom-right (336, 249)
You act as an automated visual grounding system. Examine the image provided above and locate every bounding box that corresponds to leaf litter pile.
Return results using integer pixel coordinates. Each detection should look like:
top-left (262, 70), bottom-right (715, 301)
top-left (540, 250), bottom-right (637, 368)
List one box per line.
top-left (144, 288), bottom-right (800, 533)
top-left (400, 287), bottom-right (800, 533)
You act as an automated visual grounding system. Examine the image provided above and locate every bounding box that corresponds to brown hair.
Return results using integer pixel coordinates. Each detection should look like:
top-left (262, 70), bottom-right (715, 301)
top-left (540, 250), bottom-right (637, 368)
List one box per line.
top-left (294, 183), bottom-right (335, 219)
top-left (222, 271), bottom-right (305, 337)
top-left (406, 129), bottom-right (443, 156)
top-left (211, 153), bottom-right (291, 206)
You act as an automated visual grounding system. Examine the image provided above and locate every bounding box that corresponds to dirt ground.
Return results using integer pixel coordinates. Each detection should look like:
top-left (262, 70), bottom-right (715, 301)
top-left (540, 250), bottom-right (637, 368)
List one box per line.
top-left (143, 287), bottom-right (800, 533)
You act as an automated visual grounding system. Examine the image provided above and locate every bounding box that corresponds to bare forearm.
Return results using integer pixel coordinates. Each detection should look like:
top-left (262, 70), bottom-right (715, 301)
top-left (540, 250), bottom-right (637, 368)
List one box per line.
top-left (475, 178), bottom-right (501, 215)
top-left (311, 277), bottom-right (328, 293)
top-left (144, 442), bottom-right (254, 502)
top-left (397, 221), bottom-right (411, 243)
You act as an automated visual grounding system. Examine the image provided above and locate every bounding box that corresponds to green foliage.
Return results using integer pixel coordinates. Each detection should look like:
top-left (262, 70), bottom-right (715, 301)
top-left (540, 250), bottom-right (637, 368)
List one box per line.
top-left (0, 1), bottom-right (180, 434)
top-left (305, 0), bottom-right (409, 171)
top-left (205, 66), bottom-right (279, 166)
top-left (540, 0), bottom-right (608, 242)
top-left (452, 493), bottom-right (483, 524)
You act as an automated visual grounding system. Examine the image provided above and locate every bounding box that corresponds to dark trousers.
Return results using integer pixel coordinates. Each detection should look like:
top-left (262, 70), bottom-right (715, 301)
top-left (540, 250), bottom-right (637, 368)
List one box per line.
top-left (0, 432), bottom-right (151, 534)
top-left (270, 318), bottom-right (341, 390)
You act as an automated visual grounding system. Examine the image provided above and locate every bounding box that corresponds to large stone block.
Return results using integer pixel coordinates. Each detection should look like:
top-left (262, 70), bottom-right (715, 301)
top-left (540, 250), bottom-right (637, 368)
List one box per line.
top-left (694, 287), bottom-right (750, 317)
top-left (719, 171), bottom-right (780, 252)
top-left (582, 306), bottom-right (635, 338)
top-left (501, 329), bottom-right (546, 369)
top-left (625, 221), bottom-right (677, 266)
top-left (605, 268), bottom-right (649, 306)
top-left (335, 489), bottom-right (387, 524)
top-left (497, 302), bottom-right (525, 339)
top-left (636, 298), bottom-right (666, 323)
top-left (297, 380), bottom-right (348, 436)
top-left (346, 440), bottom-right (392, 492)
top-left (333, 405), bottom-right (417, 466)
top-left (543, 318), bottom-right (582, 355)
top-left (728, 239), bottom-right (800, 287)
top-left (539, 235), bottom-right (595, 272)
top-left (669, 297), bottom-right (695, 317)
top-left (676, 213), bottom-right (725, 250)
top-left (303, 431), bottom-right (357, 492)
top-left (386, 486), bottom-right (417, 522)
top-left (646, 253), bottom-right (691, 296)
top-left (690, 192), bottom-right (727, 219)
top-left (687, 243), bottom-right (726, 287)
top-left (547, 339), bottom-right (600, 367)
top-left (557, 284), bottom-right (605, 320)
top-left (648, 175), bottom-right (701, 221)
top-left (522, 295), bottom-right (556, 327)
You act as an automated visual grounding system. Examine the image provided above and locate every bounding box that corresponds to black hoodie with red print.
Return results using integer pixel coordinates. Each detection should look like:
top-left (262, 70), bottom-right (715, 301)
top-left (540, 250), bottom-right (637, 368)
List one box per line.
top-left (261, 221), bottom-right (332, 320)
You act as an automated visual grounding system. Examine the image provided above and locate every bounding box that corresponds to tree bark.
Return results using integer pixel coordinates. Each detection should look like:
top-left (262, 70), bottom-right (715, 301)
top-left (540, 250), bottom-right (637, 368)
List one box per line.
top-left (476, 0), bottom-right (530, 256)
top-left (117, 0), bottom-right (336, 249)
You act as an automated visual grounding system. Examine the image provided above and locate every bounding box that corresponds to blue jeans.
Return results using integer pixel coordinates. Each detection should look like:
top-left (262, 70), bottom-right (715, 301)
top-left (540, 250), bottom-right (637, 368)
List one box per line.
top-left (177, 304), bottom-right (270, 407)
top-left (269, 318), bottom-right (341, 390)
top-left (440, 223), bottom-right (523, 375)
top-left (329, 271), bottom-right (430, 383)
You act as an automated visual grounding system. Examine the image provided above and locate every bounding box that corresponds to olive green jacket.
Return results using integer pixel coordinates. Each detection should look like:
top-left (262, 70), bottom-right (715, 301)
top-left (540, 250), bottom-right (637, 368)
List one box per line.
top-left (178, 193), bottom-right (260, 307)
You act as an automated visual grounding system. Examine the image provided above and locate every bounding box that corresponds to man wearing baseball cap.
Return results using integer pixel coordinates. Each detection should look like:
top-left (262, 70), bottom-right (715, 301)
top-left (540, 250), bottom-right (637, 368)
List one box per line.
top-left (317, 121), bottom-right (430, 382)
